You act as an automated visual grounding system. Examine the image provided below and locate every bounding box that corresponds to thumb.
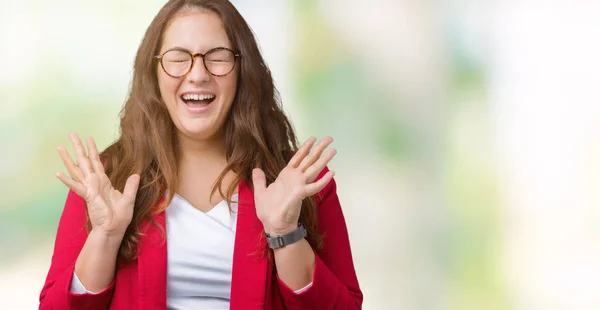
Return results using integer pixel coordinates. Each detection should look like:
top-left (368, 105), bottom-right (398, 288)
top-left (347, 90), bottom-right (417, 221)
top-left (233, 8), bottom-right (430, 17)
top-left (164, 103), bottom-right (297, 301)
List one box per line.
top-left (252, 168), bottom-right (266, 196)
top-left (122, 174), bottom-right (141, 205)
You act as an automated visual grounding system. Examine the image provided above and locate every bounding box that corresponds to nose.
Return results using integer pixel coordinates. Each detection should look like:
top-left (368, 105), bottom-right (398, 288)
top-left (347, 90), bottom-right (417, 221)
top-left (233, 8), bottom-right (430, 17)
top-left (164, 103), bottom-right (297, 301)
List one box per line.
top-left (186, 56), bottom-right (210, 83)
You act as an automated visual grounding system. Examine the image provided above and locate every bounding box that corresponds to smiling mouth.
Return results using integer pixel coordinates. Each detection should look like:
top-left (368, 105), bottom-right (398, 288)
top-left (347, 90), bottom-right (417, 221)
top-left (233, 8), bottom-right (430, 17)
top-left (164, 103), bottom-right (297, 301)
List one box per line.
top-left (180, 93), bottom-right (216, 105)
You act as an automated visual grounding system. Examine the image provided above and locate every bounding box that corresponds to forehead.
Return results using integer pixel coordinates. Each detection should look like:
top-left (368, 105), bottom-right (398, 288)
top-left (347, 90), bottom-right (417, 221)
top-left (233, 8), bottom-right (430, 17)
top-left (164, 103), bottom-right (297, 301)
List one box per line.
top-left (161, 10), bottom-right (231, 53)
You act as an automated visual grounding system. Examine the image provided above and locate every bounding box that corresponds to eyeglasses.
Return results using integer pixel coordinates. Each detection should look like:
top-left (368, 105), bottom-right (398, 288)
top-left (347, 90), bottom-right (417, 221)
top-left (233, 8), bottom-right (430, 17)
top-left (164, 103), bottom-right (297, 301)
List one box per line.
top-left (155, 47), bottom-right (240, 78)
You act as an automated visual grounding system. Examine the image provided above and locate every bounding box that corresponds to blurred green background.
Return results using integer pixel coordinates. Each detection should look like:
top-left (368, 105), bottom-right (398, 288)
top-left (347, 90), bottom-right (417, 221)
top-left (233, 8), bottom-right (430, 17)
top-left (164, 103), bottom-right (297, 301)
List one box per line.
top-left (1, 1), bottom-right (600, 309)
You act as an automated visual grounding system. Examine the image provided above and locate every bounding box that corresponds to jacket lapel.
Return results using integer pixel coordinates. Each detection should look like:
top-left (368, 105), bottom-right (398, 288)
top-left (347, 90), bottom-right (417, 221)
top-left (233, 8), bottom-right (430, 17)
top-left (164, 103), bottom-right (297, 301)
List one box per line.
top-left (230, 179), bottom-right (268, 310)
top-left (137, 210), bottom-right (168, 310)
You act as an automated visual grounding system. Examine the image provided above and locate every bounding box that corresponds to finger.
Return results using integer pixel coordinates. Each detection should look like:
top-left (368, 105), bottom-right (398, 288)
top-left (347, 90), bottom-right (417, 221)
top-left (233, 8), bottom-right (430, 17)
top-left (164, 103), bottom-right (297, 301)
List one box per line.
top-left (57, 146), bottom-right (83, 182)
top-left (298, 136), bottom-right (333, 172)
top-left (304, 148), bottom-right (337, 183)
top-left (304, 170), bottom-right (335, 197)
top-left (70, 133), bottom-right (93, 175)
top-left (86, 137), bottom-right (105, 174)
top-left (252, 168), bottom-right (267, 197)
top-left (287, 137), bottom-right (317, 168)
top-left (56, 172), bottom-right (86, 196)
top-left (121, 174), bottom-right (141, 206)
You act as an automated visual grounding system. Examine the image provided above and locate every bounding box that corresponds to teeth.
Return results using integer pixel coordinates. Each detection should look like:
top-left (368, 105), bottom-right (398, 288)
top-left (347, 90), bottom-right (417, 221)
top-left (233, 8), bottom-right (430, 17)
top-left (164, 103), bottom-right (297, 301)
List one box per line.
top-left (182, 94), bottom-right (215, 101)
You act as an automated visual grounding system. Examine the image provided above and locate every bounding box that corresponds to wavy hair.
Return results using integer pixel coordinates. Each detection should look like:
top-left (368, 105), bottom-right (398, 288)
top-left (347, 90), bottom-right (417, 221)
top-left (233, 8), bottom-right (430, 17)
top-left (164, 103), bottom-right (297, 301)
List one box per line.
top-left (99, 0), bottom-right (321, 261)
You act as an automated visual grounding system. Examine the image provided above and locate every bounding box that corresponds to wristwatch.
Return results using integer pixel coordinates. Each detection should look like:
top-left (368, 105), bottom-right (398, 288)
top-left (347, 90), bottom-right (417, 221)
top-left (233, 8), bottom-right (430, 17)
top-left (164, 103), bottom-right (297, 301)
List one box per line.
top-left (265, 223), bottom-right (307, 249)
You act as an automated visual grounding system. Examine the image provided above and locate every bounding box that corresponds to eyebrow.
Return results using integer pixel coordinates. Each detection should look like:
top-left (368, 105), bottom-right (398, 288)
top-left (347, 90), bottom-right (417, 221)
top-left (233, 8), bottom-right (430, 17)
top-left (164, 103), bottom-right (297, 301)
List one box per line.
top-left (162, 46), bottom-right (232, 54)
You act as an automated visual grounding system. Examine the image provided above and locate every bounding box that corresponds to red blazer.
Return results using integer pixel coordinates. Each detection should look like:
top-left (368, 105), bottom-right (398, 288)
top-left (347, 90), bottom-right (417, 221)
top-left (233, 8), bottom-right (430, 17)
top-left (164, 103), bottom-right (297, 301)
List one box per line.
top-left (39, 169), bottom-right (363, 309)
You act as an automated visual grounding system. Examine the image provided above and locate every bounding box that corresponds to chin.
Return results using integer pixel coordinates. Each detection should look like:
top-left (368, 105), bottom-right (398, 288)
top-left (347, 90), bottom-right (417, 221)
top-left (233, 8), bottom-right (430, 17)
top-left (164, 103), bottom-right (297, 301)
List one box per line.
top-left (168, 97), bottom-right (231, 141)
top-left (176, 120), bottom-right (221, 141)
top-left (181, 126), bottom-right (215, 141)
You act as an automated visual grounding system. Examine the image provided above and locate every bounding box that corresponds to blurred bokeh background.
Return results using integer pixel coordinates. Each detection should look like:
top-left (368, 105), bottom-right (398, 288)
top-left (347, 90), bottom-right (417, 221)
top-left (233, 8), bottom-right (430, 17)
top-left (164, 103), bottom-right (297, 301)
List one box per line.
top-left (1, 0), bottom-right (599, 309)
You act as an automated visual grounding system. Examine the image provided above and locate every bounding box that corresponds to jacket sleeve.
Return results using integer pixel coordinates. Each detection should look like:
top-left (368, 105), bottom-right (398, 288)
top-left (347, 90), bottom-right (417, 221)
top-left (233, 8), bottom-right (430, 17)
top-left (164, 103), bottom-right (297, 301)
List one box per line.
top-left (277, 167), bottom-right (363, 309)
top-left (39, 190), bottom-right (116, 310)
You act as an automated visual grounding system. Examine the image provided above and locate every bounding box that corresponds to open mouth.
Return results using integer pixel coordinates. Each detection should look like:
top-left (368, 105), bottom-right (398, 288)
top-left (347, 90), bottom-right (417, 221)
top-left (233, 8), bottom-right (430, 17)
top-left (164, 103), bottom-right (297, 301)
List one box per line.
top-left (180, 93), bottom-right (216, 106)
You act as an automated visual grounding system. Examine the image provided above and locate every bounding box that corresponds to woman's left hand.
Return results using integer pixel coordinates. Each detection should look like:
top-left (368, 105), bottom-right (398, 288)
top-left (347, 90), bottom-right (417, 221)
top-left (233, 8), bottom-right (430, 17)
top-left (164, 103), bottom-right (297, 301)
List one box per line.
top-left (253, 136), bottom-right (337, 235)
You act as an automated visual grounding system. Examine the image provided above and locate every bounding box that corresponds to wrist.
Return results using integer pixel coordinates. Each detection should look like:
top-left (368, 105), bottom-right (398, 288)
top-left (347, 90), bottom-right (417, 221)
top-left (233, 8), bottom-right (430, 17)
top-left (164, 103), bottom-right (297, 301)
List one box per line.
top-left (263, 223), bottom-right (299, 236)
top-left (88, 229), bottom-right (125, 248)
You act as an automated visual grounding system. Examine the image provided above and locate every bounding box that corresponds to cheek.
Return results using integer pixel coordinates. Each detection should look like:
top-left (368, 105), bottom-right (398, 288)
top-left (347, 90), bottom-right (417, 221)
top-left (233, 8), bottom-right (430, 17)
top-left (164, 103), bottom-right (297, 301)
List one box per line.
top-left (221, 74), bottom-right (238, 99)
top-left (157, 72), bottom-right (179, 102)
top-left (225, 79), bottom-right (238, 97)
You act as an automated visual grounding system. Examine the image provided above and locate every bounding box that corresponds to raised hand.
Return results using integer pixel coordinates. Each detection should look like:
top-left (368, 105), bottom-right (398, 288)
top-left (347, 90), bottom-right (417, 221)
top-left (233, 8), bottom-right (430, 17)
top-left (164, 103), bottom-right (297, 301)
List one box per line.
top-left (252, 136), bottom-right (337, 235)
top-left (56, 133), bottom-right (140, 238)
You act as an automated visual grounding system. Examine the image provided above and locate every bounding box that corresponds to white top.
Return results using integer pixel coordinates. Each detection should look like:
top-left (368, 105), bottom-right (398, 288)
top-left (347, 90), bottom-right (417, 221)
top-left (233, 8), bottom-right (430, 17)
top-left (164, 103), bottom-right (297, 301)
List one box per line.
top-left (70, 194), bottom-right (311, 309)
top-left (164, 193), bottom-right (238, 310)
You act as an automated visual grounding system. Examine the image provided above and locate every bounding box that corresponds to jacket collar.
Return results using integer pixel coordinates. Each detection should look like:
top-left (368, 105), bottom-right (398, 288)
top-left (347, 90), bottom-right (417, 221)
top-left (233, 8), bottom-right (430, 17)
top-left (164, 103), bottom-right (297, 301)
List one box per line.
top-left (229, 179), bottom-right (268, 309)
top-left (138, 210), bottom-right (167, 309)
top-left (137, 179), bottom-right (268, 310)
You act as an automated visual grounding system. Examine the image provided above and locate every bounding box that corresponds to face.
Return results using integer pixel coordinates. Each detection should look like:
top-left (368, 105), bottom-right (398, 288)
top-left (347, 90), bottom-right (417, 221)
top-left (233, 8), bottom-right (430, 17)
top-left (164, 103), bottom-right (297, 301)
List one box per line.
top-left (157, 10), bottom-right (238, 143)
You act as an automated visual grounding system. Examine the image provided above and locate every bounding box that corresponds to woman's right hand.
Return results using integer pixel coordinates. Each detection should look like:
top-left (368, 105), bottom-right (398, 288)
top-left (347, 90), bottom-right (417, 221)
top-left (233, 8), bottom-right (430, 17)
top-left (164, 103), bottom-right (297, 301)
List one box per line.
top-left (56, 133), bottom-right (140, 238)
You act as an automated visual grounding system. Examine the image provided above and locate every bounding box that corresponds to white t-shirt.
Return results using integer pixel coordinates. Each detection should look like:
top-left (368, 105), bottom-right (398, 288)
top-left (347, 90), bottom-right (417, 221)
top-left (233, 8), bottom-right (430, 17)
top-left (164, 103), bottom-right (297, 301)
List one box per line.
top-left (164, 193), bottom-right (238, 310)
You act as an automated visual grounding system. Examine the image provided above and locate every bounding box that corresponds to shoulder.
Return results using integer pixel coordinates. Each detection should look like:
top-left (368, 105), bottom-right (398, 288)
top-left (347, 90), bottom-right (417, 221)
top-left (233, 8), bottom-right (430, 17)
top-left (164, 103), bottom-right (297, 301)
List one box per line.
top-left (62, 190), bottom-right (87, 220)
top-left (314, 166), bottom-right (337, 205)
top-left (54, 190), bottom-right (89, 242)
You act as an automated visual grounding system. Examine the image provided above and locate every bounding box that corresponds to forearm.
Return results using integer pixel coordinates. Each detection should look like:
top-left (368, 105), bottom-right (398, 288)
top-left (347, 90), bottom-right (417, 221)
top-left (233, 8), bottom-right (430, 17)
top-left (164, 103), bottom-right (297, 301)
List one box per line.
top-left (273, 238), bottom-right (315, 291)
top-left (74, 230), bottom-right (122, 293)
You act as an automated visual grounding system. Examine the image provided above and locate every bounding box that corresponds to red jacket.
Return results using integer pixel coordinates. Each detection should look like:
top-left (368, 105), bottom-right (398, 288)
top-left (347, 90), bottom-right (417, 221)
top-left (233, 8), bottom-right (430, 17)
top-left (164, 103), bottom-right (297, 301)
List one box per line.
top-left (39, 170), bottom-right (363, 310)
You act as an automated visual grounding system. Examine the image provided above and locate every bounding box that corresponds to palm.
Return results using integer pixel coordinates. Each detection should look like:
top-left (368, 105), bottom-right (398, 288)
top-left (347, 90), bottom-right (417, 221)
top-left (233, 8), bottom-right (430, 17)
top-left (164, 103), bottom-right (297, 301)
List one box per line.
top-left (56, 134), bottom-right (140, 236)
top-left (253, 137), bottom-right (337, 234)
top-left (255, 167), bottom-right (305, 227)
top-left (82, 173), bottom-right (126, 233)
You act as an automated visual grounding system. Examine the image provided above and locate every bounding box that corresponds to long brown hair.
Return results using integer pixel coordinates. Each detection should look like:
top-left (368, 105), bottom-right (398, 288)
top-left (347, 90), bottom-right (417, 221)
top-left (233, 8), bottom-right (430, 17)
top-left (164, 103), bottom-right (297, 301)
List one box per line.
top-left (100, 0), bottom-right (321, 261)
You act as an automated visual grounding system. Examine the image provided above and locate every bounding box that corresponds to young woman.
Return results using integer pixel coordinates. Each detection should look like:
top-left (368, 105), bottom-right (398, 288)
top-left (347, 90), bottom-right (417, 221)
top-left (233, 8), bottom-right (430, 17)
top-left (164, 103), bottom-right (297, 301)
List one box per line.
top-left (39, 0), bottom-right (362, 309)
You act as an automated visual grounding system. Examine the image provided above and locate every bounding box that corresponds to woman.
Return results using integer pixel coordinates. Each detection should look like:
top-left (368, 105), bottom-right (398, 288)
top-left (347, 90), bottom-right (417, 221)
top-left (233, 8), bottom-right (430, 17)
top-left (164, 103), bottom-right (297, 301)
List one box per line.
top-left (39, 0), bottom-right (362, 309)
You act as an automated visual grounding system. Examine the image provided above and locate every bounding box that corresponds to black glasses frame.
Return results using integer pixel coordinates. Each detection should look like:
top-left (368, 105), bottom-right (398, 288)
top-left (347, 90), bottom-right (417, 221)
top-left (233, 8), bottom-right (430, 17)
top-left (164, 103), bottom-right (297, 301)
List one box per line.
top-left (155, 47), bottom-right (241, 78)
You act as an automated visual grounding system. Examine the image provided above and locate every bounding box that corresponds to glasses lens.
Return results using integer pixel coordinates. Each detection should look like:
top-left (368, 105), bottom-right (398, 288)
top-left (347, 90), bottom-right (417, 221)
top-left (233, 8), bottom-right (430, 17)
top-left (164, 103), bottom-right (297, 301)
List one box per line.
top-left (204, 49), bottom-right (236, 76)
top-left (162, 50), bottom-right (192, 77)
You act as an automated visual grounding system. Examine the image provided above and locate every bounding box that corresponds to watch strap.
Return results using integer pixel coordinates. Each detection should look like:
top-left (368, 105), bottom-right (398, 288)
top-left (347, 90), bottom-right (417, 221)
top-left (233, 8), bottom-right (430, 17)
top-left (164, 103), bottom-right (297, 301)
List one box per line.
top-left (266, 224), bottom-right (307, 249)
